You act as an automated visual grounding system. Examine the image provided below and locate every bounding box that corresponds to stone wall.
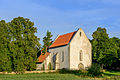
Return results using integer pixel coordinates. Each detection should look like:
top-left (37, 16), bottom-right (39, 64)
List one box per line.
top-left (49, 45), bottom-right (69, 70)
top-left (69, 28), bottom-right (92, 70)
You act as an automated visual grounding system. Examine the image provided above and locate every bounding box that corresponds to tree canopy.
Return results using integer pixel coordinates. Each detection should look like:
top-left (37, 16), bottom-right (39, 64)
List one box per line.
top-left (0, 17), bottom-right (40, 73)
top-left (42, 30), bottom-right (53, 54)
top-left (0, 20), bottom-right (12, 72)
top-left (91, 27), bottom-right (120, 69)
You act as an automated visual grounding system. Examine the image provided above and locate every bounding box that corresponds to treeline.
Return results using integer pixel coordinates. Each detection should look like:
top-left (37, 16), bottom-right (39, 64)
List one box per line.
top-left (0, 16), bottom-right (119, 73)
top-left (91, 27), bottom-right (120, 70)
top-left (0, 17), bottom-right (40, 73)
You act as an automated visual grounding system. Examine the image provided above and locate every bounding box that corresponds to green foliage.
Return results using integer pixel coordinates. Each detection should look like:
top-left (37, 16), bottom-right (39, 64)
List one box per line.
top-left (42, 31), bottom-right (53, 71)
top-left (106, 37), bottom-right (120, 70)
top-left (58, 68), bottom-right (89, 77)
top-left (42, 30), bottom-right (53, 54)
top-left (58, 68), bottom-right (81, 74)
top-left (0, 17), bottom-right (40, 73)
top-left (0, 20), bottom-right (12, 72)
top-left (48, 62), bottom-right (53, 70)
top-left (42, 64), bottom-right (45, 70)
top-left (88, 63), bottom-right (102, 77)
top-left (91, 27), bottom-right (118, 67)
top-left (9, 17), bottom-right (40, 73)
top-left (43, 31), bottom-right (53, 47)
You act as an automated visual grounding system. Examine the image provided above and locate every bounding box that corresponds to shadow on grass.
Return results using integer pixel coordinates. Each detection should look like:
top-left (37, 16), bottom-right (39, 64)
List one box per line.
top-left (108, 70), bottom-right (120, 73)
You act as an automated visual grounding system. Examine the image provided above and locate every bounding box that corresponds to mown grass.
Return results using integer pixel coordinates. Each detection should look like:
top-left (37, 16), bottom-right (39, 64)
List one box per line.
top-left (102, 70), bottom-right (120, 80)
top-left (104, 70), bottom-right (120, 76)
top-left (0, 73), bottom-right (95, 80)
top-left (0, 70), bottom-right (119, 80)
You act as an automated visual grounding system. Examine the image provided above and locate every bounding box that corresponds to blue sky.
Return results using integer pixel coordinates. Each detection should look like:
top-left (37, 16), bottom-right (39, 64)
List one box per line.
top-left (0, 0), bottom-right (120, 44)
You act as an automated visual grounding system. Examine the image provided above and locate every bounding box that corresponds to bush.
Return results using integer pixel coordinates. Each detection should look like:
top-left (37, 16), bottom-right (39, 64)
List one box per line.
top-left (88, 63), bottom-right (102, 77)
top-left (58, 68), bottom-right (89, 77)
top-left (41, 64), bottom-right (45, 70)
top-left (48, 62), bottom-right (53, 70)
top-left (58, 68), bottom-right (81, 74)
top-left (59, 68), bottom-right (71, 74)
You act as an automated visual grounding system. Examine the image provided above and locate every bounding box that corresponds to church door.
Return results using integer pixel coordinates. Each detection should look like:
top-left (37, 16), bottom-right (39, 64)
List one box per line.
top-left (78, 63), bottom-right (84, 70)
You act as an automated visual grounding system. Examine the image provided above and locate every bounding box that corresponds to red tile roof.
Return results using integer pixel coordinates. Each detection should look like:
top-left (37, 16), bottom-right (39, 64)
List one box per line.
top-left (38, 52), bottom-right (50, 63)
top-left (49, 31), bottom-right (76, 48)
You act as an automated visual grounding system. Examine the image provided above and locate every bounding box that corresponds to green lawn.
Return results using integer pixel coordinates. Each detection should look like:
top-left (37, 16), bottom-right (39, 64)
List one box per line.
top-left (0, 71), bottom-right (120, 80)
top-left (103, 71), bottom-right (120, 80)
top-left (0, 73), bottom-right (95, 80)
top-left (104, 71), bottom-right (120, 76)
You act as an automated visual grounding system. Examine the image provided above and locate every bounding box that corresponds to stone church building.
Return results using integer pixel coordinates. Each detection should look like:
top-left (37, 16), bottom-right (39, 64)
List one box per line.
top-left (37, 28), bottom-right (92, 70)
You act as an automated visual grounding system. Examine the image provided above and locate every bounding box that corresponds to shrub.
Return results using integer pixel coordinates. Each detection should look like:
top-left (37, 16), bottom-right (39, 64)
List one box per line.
top-left (58, 68), bottom-right (69, 74)
top-left (41, 64), bottom-right (45, 70)
top-left (88, 63), bottom-right (102, 77)
top-left (48, 62), bottom-right (53, 70)
top-left (59, 68), bottom-right (81, 74)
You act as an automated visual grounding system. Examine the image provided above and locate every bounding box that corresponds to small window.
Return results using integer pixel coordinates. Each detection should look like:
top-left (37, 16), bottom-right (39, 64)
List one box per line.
top-left (62, 51), bottom-right (64, 62)
top-left (80, 32), bottom-right (82, 36)
top-left (80, 50), bottom-right (83, 61)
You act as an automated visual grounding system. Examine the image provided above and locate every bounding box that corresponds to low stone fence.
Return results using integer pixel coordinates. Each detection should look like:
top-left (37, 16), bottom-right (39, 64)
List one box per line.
top-left (0, 70), bottom-right (57, 74)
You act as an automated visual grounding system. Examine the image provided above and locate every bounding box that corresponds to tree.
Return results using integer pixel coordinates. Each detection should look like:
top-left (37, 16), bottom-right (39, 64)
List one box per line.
top-left (0, 20), bottom-right (12, 72)
top-left (42, 30), bottom-right (53, 54)
top-left (42, 30), bottom-right (53, 70)
top-left (9, 17), bottom-right (40, 73)
top-left (91, 27), bottom-right (118, 68)
top-left (109, 37), bottom-right (120, 69)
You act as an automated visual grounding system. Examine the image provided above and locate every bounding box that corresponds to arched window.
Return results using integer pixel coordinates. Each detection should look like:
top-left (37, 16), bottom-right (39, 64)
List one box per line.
top-left (62, 51), bottom-right (64, 62)
top-left (80, 50), bottom-right (83, 61)
top-left (80, 32), bottom-right (82, 37)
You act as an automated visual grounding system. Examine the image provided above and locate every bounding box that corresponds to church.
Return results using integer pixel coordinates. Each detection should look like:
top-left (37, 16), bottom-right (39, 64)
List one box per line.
top-left (37, 28), bottom-right (92, 70)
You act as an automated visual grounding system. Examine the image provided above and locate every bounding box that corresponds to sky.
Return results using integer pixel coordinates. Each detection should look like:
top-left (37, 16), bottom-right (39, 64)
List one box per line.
top-left (0, 0), bottom-right (120, 44)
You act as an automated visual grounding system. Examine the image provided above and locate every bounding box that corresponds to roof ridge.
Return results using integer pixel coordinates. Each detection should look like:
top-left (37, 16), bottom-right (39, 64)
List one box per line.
top-left (60, 31), bottom-right (77, 36)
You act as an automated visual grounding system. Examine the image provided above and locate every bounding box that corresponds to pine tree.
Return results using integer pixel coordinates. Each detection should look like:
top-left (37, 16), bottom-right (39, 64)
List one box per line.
top-left (42, 30), bottom-right (52, 69)
top-left (43, 30), bottom-right (53, 54)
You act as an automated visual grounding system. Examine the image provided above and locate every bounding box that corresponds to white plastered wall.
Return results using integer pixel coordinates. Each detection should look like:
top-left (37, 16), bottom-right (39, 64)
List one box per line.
top-left (69, 28), bottom-right (92, 70)
top-left (49, 45), bottom-right (70, 70)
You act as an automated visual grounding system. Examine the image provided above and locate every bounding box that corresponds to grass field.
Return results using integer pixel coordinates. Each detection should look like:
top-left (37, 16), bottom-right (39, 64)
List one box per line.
top-left (0, 73), bottom-right (95, 80)
top-left (0, 71), bottom-right (119, 80)
top-left (104, 70), bottom-right (120, 76)
top-left (103, 70), bottom-right (120, 80)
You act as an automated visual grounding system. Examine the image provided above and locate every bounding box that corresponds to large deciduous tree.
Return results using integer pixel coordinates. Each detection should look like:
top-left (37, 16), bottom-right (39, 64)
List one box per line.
top-left (109, 37), bottom-right (120, 69)
top-left (91, 27), bottom-right (118, 68)
top-left (0, 20), bottom-right (12, 72)
top-left (9, 17), bottom-right (40, 73)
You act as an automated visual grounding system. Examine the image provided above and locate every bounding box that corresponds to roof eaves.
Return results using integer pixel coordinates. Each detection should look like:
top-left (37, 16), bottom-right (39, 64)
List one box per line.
top-left (49, 44), bottom-right (67, 49)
